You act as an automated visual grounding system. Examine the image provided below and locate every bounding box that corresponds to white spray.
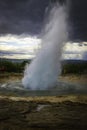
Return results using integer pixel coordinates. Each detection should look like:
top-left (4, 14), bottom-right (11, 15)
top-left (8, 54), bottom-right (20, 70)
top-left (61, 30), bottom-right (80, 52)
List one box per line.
top-left (22, 4), bottom-right (68, 90)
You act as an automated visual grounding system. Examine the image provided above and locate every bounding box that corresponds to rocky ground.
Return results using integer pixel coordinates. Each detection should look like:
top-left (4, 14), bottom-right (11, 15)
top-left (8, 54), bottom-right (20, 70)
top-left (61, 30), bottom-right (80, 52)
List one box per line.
top-left (0, 73), bottom-right (22, 83)
top-left (0, 95), bottom-right (87, 130)
top-left (59, 74), bottom-right (87, 85)
top-left (0, 73), bottom-right (87, 85)
top-left (0, 74), bottom-right (87, 130)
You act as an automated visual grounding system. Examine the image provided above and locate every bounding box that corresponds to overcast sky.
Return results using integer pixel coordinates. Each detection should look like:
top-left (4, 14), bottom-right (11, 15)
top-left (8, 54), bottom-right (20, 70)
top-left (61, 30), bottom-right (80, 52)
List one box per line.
top-left (0, 0), bottom-right (87, 60)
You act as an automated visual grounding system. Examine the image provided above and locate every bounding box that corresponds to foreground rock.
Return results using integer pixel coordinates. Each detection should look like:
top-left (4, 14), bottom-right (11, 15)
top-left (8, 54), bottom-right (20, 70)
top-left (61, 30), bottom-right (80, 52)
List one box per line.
top-left (0, 95), bottom-right (87, 130)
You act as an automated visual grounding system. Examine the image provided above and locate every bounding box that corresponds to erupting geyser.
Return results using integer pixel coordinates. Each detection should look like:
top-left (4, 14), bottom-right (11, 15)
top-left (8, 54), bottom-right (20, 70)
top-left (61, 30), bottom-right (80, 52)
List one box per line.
top-left (22, 4), bottom-right (68, 90)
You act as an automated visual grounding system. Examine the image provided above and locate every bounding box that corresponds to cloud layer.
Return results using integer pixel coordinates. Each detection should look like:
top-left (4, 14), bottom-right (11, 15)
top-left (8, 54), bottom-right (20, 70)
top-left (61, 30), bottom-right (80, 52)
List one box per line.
top-left (0, 0), bottom-right (87, 60)
top-left (0, 35), bottom-right (41, 59)
top-left (0, 0), bottom-right (49, 35)
top-left (63, 42), bottom-right (87, 60)
top-left (0, 0), bottom-right (87, 41)
top-left (0, 34), bottom-right (87, 60)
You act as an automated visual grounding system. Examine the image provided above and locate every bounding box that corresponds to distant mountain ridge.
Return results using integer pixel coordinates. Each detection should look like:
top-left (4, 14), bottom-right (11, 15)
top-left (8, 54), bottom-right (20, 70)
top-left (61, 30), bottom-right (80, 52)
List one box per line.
top-left (0, 58), bottom-right (31, 63)
top-left (1, 58), bottom-right (87, 63)
top-left (61, 59), bottom-right (87, 65)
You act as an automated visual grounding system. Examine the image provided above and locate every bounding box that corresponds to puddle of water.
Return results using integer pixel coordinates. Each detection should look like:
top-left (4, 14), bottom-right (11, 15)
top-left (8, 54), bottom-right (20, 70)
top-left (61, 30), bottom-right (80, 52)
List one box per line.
top-left (36, 105), bottom-right (49, 112)
top-left (0, 81), bottom-right (87, 96)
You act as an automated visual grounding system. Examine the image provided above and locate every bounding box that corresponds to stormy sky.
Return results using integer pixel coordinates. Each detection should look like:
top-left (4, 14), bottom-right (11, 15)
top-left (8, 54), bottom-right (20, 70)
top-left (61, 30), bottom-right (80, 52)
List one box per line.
top-left (0, 0), bottom-right (87, 60)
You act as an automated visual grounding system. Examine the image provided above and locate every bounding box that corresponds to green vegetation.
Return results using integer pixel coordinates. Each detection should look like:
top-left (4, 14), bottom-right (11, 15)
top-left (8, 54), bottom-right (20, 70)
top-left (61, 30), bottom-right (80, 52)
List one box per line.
top-left (0, 59), bottom-right (87, 75)
top-left (0, 59), bottom-right (31, 73)
top-left (61, 60), bottom-right (87, 75)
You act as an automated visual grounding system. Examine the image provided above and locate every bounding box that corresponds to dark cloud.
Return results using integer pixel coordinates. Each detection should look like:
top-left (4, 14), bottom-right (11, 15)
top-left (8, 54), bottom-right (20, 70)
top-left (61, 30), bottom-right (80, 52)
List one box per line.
top-left (64, 51), bottom-right (80, 55)
top-left (0, 0), bottom-right (50, 35)
top-left (0, 50), bottom-right (25, 56)
top-left (0, 50), bottom-right (35, 58)
top-left (0, 0), bottom-right (87, 41)
top-left (69, 0), bottom-right (87, 41)
top-left (0, 0), bottom-right (67, 35)
top-left (83, 52), bottom-right (87, 60)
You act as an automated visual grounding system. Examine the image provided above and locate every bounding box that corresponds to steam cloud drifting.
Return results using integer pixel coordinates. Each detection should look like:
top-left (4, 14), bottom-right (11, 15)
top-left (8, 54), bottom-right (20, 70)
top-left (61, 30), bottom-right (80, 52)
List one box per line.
top-left (22, 4), bottom-right (68, 90)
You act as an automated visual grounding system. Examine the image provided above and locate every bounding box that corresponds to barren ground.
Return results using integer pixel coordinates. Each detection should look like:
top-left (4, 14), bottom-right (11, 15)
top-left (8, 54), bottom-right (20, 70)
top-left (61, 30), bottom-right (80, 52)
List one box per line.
top-left (0, 95), bottom-right (87, 130)
top-left (0, 73), bottom-right (87, 130)
top-left (0, 73), bottom-right (87, 84)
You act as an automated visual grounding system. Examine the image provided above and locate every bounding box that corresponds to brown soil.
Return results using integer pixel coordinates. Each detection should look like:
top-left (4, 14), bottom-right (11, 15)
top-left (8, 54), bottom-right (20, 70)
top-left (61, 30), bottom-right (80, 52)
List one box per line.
top-left (0, 95), bottom-right (87, 130)
top-left (59, 74), bottom-right (87, 85)
top-left (0, 73), bottom-right (22, 83)
top-left (0, 73), bottom-right (87, 129)
top-left (0, 73), bottom-right (87, 85)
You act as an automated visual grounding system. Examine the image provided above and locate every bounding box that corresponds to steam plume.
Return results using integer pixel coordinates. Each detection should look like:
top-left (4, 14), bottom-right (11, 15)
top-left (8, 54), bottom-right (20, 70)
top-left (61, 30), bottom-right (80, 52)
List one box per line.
top-left (22, 4), bottom-right (68, 90)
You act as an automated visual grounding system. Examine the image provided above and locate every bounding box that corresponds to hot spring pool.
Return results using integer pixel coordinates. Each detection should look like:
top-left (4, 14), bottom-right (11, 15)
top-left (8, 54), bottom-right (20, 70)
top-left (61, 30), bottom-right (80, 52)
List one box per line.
top-left (0, 81), bottom-right (87, 96)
